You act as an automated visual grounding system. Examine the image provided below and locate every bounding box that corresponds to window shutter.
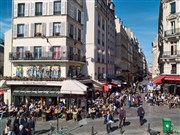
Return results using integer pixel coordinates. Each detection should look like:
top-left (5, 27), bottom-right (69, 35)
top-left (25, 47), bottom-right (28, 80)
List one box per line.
top-left (25, 3), bottom-right (29, 16)
top-left (41, 46), bottom-right (46, 57)
top-left (81, 12), bottom-right (84, 24)
top-left (49, 2), bottom-right (53, 15)
top-left (30, 46), bottom-right (34, 57)
top-left (14, 3), bottom-right (18, 17)
top-left (31, 3), bottom-right (35, 16)
top-left (60, 22), bottom-right (65, 36)
top-left (13, 25), bottom-right (17, 38)
top-left (42, 23), bottom-right (46, 36)
top-left (73, 27), bottom-right (76, 40)
top-left (49, 22), bottom-right (53, 36)
top-left (12, 47), bottom-right (16, 53)
top-left (43, 2), bottom-right (47, 15)
top-left (24, 24), bottom-right (29, 37)
top-left (61, 0), bottom-right (66, 14)
top-left (74, 7), bottom-right (77, 20)
top-left (31, 23), bottom-right (34, 37)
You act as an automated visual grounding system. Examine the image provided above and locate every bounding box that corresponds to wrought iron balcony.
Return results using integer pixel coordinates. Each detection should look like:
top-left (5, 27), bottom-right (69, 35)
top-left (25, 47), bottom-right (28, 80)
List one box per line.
top-left (162, 51), bottom-right (180, 58)
top-left (164, 28), bottom-right (180, 37)
top-left (9, 51), bottom-right (86, 62)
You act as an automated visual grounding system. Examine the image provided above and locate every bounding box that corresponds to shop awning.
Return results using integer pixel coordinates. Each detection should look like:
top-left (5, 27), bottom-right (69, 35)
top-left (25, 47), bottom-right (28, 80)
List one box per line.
top-left (152, 75), bottom-right (165, 84)
top-left (164, 75), bottom-right (180, 81)
top-left (60, 80), bottom-right (87, 95)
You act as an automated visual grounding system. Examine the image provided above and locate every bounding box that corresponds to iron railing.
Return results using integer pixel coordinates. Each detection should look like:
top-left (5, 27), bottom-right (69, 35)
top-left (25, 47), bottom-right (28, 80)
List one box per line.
top-left (164, 28), bottom-right (180, 37)
top-left (162, 51), bottom-right (180, 58)
top-left (9, 51), bottom-right (86, 62)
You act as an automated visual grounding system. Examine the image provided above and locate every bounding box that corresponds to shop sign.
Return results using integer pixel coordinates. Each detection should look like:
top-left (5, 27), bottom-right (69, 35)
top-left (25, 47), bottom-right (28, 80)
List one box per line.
top-left (22, 81), bottom-right (47, 85)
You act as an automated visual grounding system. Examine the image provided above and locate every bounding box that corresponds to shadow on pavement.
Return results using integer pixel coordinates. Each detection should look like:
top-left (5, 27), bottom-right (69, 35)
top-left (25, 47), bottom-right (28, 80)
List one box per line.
top-left (35, 129), bottom-right (51, 135)
top-left (114, 118), bottom-right (119, 123)
top-left (111, 126), bottom-right (119, 132)
top-left (124, 121), bottom-right (131, 126)
top-left (142, 119), bottom-right (147, 125)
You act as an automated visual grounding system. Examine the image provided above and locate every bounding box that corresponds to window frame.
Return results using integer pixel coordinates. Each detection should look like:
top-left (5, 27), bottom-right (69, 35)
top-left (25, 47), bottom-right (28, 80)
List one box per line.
top-left (53, 22), bottom-right (61, 36)
top-left (170, 2), bottom-right (176, 14)
top-left (18, 3), bottom-right (25, 17)
top-left (54, 1), bottom-right (61, 15)
top-left (35, 23), bottom-right (42, 37)
top-left (35, 2), bottom-right (43, 16)
top-left (17, 24), bottom-right (25, 37)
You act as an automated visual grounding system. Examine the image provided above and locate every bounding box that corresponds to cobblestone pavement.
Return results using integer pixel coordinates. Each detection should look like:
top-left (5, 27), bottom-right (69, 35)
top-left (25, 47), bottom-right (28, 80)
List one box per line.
top-left (1, 82), bottom-right (180, 135)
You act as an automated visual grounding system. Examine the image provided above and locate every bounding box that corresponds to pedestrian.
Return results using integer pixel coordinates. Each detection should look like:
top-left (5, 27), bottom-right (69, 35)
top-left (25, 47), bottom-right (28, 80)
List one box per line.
top-left (104, 110), bottom-right (114, 134)
top-left (13, 115), bottom-right (20, 135)
top-left (137, 105), bottom-right (145, 126)
top-left (119, 107), bottom-right (126, 134)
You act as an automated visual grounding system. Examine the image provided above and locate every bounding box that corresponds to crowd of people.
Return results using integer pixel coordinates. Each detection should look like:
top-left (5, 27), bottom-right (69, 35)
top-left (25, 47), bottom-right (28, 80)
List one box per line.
top-left (144, 91), bottom-right (180, 109)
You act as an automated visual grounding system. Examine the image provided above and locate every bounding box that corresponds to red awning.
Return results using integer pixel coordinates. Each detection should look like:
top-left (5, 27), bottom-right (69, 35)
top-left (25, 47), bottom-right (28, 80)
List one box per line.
top-left (164, 75), bottom-right (180, 81)
top-left (152, 75), bottom-right (165, 84)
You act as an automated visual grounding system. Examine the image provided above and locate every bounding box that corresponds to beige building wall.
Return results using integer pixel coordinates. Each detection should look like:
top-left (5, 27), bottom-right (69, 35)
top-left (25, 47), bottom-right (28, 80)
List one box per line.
top-left (160, 0), bottom-right (180, 74)
top-left (152, 34), bottom-right (159, 78)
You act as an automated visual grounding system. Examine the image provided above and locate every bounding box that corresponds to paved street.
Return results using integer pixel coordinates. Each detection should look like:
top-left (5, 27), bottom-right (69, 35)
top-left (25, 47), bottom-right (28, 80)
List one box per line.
top-left (0, 82), bottom-right (180, 135)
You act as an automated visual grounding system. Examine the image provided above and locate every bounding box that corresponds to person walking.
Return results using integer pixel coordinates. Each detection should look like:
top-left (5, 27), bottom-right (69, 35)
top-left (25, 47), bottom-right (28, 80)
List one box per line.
top-left (119, 107), bottom-right (126, 134)
top-left (104, 110), bottom-right (114, 134)
top-left (137, 105), bottom-right (145, 126)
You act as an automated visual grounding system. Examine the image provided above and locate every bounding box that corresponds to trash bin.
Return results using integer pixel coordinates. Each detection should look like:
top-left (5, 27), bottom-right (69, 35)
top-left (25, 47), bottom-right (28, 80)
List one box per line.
top-left (162, 118), bottom-right (172, 133)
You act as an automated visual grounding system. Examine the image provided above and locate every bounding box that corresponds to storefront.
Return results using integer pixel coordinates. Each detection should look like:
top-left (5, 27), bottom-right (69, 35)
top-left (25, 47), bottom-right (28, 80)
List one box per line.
top-left (6, 80), bottom-right (88, 109)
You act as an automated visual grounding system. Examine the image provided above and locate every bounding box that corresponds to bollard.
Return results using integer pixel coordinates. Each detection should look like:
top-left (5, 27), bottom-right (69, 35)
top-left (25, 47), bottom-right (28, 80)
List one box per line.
top-left (91, 126), bottom-right (94, 135)
top-left (147, 123), bottom-right (150, 132)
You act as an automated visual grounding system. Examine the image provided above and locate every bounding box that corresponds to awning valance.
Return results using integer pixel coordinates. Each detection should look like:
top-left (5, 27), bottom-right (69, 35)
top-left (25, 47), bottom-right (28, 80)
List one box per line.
top-left (60, 80), bottom-right (87, 95)
top-left (164, 75), bottom-right (180, 81)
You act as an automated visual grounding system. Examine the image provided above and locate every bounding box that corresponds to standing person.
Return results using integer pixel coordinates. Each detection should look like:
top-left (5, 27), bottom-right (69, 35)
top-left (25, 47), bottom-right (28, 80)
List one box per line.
top-left (119, 107), bottom-right (126, 134)
top-left (137, 105), bottom-right (145, 126)
top-left (104, 110), bottom-right (114, 134)
top-left (13, 115), bottom-right (20, 135)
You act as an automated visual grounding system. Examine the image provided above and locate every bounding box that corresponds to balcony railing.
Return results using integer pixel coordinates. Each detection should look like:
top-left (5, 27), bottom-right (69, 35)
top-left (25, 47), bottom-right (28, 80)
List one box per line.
top-left (9, 51), bottom-right (86, 62)
top-left (164, 28), bottom-right (180, 37)
top-left (162, 51), bottom-right (180, 58)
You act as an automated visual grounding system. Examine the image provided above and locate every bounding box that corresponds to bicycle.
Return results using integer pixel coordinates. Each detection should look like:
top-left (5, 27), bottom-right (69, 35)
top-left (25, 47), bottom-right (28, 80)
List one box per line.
top-left (166, 124), bottom-right (180, 135)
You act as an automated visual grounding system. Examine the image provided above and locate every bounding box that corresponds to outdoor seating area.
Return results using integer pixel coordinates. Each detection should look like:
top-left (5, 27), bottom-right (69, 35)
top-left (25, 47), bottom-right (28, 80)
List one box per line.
top-left (144, 91), bottom-right (180, 109)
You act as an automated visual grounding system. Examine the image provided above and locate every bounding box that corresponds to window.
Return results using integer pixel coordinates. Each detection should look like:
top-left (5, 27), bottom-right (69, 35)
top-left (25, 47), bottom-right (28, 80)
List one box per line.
top-left (52, 46), bottom-right (61, 60)
top-left (171, 64), bottom-right (176, 74)
top-left (18, 3), bottom-right (25, 16)
top-left (17, 24), bottom-right (24, 37)
top-left (102, 33), bottom-right (104, 46)
top-left (102, 19), bottom-right (105, 30)
top-left (98, 14), bottom-right (100, 27)
top-left (171, 45), bottom-right (177, 55)
top-left (54, 1), bottom-right (61, 15)
top-left (34, 46), bottom-right (42, 59)
top-left (69, 24), bottom-right (74, 38)
top-left (78, 29), bottom-right (81, 41)
top-left (78, 10), bottom-right (81, 23)
top-left (171, 21), bottom-right (175, 34)
top-left (53, 22), bottom-right (61, 36)
top-left (35, 2), bottom-right (42, 16)
top-left (35, 23), bottom-right (42, 37)
top-left (170, 2), bottom-right (176, 14)
top-left (16, 47), bottom-right (24, 59)
top-left (97, 30), bottom-right (100, 44)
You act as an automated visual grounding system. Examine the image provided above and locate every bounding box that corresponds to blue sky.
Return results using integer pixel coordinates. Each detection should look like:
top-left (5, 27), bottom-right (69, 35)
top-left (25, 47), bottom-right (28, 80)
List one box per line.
top-left (0, 0), bottom-right (160, 63)
top-left (114, 0), bottom-right (160, 63)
